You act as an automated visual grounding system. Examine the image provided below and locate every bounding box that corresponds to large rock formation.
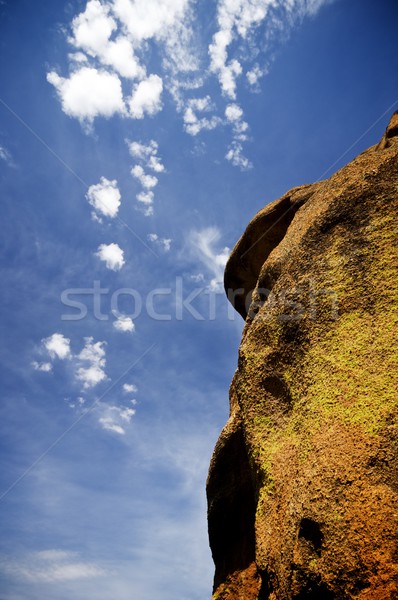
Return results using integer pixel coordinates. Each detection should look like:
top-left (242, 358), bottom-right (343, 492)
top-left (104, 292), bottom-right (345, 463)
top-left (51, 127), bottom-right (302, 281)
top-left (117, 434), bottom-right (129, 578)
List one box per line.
top-left (207, 112), bottom-right (398, 599)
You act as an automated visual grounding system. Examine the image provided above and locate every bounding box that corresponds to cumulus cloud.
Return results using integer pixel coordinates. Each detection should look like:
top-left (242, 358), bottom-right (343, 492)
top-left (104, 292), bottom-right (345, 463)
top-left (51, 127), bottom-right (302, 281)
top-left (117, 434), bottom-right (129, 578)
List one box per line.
top-left (225, 102), bottom-right (249, 143)
top-left (127, 140), bottom-right (164, 172)
top-left (225, 102), bottom-right (243, 122)
top-left (188, 227), bottom-right (230, 290)
top-left (47, 68), bottom-right (125, 125)
top-left (70, 0), bottom-right (116, 56)
top-left (131, 165), bottom-right (158, 189)
top-left (128, 74), bottom-right (163, 119)
top-left (76, 337), bottom-right (107, 389)
top-left (183, 96), bottom-right (221, 136)
top-left (112, 0), bottom-right (189, 42)
top-left (113, 315), bottom-right (135, 332)
top-left (136, 191), bottom-right (154, 216)
top-left (69, 1), bottom-right (146, 80)
top-left (147, 233), bottom-right (172, 252)
top-left (86, 177), bottom-right (121, 220)
top-left (127, 138), bottom-right (165, 215)
top-left (1, 550), bottom-right (105, 583)
top-left (95, 243), bottom-right (125, 271)
top-left (43, 333), bottom-right (71, 360)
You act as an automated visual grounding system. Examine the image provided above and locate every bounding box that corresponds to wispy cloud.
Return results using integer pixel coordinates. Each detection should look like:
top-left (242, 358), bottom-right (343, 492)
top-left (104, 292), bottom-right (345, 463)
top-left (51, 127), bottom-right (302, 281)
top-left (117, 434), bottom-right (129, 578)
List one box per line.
top-left (0, 144), bottom-right (14, 166)
top-left (147, 233), bottom-right (172, 252)
top-left (32, 361), bottom-right (53, 373)
top-left (1, 549), bottom-right (105, 582)
top-left (98, 403), bottom-right (136, 435)
top-left (183, 96), bottom-right (221, 136)
top-left (187, 227), bottom-right (230, 290)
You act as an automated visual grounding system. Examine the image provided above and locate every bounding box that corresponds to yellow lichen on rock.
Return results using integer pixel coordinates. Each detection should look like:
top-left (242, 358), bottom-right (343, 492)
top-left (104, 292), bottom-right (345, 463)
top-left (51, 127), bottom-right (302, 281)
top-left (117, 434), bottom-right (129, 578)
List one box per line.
top-left (207, 112), bottom-right (398, 599)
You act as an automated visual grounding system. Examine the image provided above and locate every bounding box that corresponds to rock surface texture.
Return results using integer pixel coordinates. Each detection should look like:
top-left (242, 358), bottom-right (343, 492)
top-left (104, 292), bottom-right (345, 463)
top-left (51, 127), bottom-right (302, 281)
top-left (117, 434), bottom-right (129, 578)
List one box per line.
top-left (207, 112), bottom-right (398, 599)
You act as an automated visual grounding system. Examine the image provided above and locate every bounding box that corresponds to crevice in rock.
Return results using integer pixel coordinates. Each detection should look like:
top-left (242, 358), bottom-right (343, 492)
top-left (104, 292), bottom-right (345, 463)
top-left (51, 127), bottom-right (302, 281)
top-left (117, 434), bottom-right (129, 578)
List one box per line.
top-left (293, 578), bottom-right (335, 600)
top-left (207, 424), bottom-right (257, 592)
top-left (258, 570), bottom-right (274, 599)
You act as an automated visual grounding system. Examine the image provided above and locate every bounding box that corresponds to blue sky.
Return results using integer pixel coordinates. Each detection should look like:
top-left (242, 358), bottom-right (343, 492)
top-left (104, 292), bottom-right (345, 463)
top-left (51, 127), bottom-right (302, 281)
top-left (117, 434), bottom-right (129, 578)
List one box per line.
top-left (0, 0), bottom-right (397, 598)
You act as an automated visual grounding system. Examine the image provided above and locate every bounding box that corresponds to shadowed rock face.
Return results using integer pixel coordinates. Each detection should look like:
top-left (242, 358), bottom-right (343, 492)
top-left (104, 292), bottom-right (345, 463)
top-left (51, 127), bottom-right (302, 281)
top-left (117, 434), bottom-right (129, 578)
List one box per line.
top-left (207, 112), bottom-right (398, 599)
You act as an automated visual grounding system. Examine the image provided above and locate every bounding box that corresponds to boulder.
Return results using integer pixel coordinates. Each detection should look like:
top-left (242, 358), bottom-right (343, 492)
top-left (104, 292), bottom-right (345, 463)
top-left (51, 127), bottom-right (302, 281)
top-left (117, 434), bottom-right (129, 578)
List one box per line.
top-left (207, 112), bottom-right (398, 599)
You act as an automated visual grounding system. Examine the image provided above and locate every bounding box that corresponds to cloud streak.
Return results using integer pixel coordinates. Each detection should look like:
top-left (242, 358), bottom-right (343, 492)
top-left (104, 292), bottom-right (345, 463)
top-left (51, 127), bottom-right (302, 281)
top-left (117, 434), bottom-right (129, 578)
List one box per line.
top-left (188, 227), bottom-right (230, 290)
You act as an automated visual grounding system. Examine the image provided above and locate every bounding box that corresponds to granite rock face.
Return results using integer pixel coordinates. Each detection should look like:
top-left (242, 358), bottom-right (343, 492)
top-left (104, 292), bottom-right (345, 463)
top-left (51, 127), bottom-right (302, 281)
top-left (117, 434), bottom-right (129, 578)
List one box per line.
top-left (207, 112), bottom-right (398, 599)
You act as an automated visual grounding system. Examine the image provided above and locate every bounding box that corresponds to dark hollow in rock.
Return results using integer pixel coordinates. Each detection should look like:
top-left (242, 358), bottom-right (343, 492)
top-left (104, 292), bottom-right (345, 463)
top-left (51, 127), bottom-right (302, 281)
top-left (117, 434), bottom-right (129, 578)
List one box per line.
top-left (298, 518), bottom-right (323, 556)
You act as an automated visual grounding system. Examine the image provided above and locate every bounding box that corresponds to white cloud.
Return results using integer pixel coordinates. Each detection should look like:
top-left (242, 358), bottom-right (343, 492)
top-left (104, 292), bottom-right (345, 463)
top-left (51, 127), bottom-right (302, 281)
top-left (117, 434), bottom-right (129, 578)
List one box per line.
top-left (95, 243), bottom-right (125, 271)
top-left (47, 0), bottom-right (334, 166)
top-left (98, 404), bottom-right (136, 435)
top-left (128, 74), bottom-right (163, 119)
top-left (32, 361), bottom-right (53, 373)
top-left (43, 333), bottom-right (71, 360)
top-left (0, 145), bottom-right (14, 166)
top-left (76, 337), bottom-right (107, 389)
top-left (225, 141), bottom-right (252, 170)
top-left (131, 165), bottom-right (158, 189)
top-left (136, 191), bottom-right (154, 210)
top-left (148, 233), bottom-right (172, 252)
top-left (70, 0), bottom-right (116, 56)
top-left (104, 37), bottom-right (145, 79)
top-left (209, 0), bottom-right (332, 100)
top-left (112, 0), bottom-right (189, 42)
top-left (147, 154), bottom-right (165, 173)
top-left (127, 140), bottom-right (164, 172)
top-left (225, 102), bottom-right (243, 122)
top-left (98, 418), bottom-right (126, 435)
top-left (86, 177), bottom-right (121, 219)
top-left (188, 227), bottom-right (230, 290)
top-left (47, 68), bottom-right (125, 125)
top-left (225, 102), bottom-right (249, 143)
top-left (123, 383), bottom-right (138, 394)
top-left (183, 96), bottom-right (220, 136)
top-left (70, 1), bottom-right (146, 80)
top-left (127, 138), bottom-right (165, 215)
top-left (1, 550), bottom-right (105, 583)
top-left (113, 315), bottom-right (135, 332)
top-left (247, 63), bottom-right (265, 86)
top-left (68, 51), bottom-right (88, 63)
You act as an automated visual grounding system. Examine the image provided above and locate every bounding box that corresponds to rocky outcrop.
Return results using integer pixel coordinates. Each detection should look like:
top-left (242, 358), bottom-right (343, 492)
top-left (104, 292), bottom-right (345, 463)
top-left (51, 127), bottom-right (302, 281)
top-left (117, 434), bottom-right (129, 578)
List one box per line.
top-left (207, 112), bottom-right (398, 599)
